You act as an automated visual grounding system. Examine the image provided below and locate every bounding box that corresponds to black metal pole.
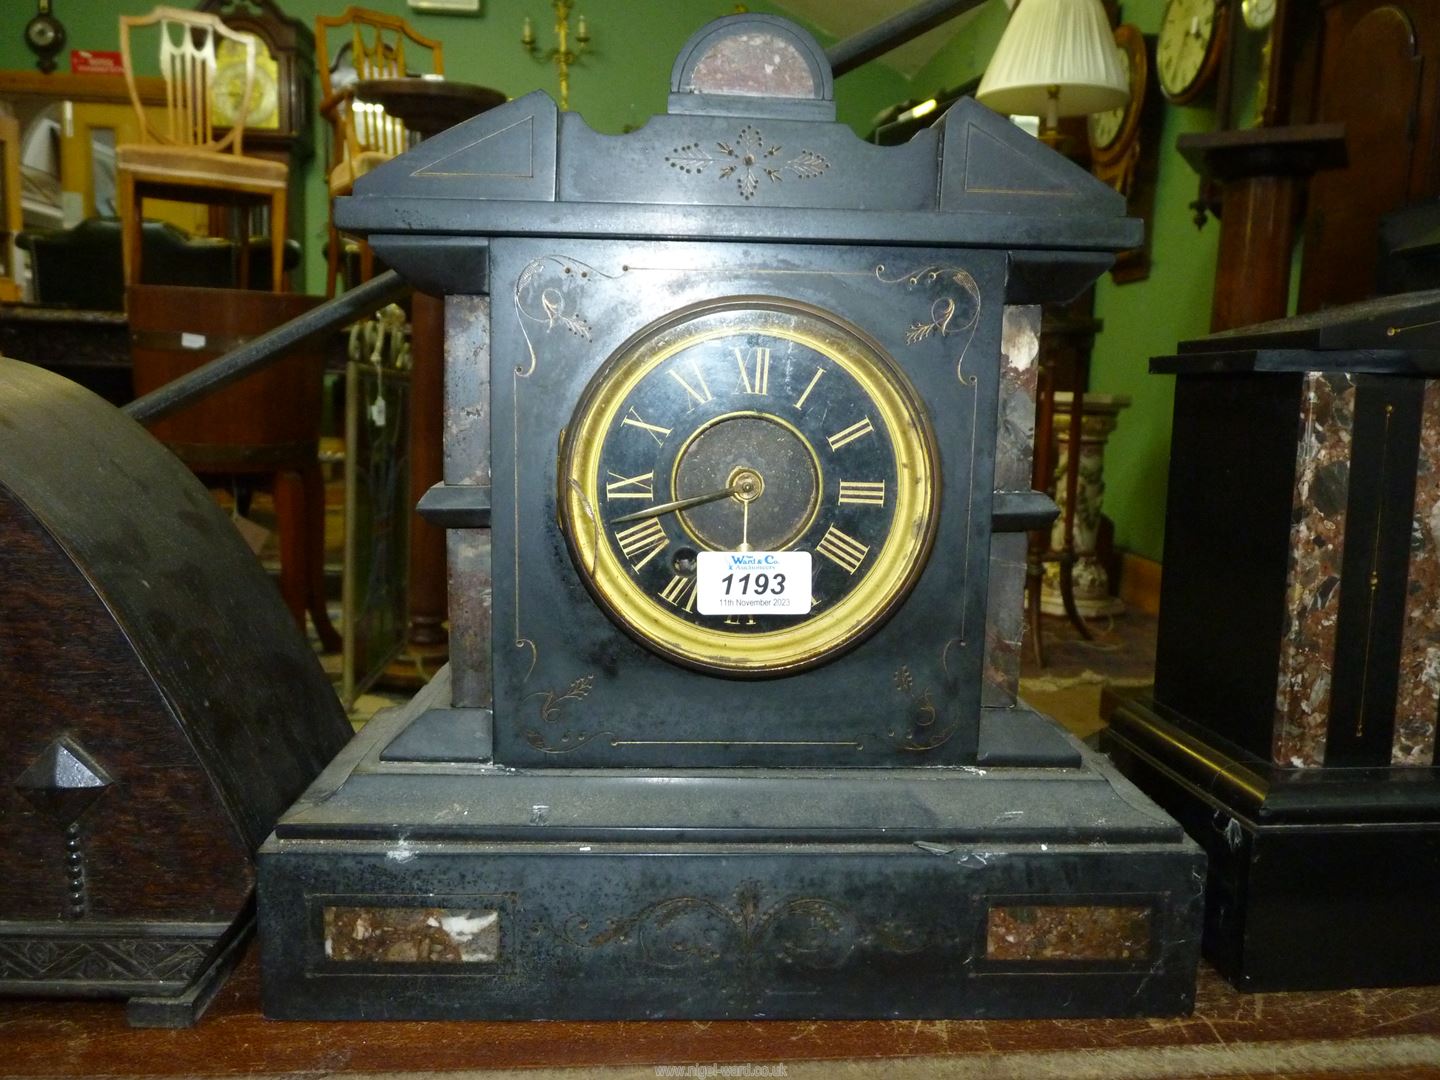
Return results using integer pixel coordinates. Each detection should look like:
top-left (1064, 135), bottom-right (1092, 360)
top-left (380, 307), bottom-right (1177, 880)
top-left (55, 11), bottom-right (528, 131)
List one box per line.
top-left (825, 0), bottom-right (990, 78)
top-left (124, 270), bottom-right (412, 426)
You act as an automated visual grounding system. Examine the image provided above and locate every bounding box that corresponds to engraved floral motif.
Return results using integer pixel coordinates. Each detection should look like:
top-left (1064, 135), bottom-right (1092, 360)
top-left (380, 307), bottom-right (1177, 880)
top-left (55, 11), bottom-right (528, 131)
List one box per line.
top-left (513, 256), bottom-right (609, 378)
top-left (889, 665), bottom-right (958, 752)
top-left (665, 125), bottom-right (830, 201)
top-left (532, 674), bottom-right (594, 722)
top-left (878, 263), bottom-right (984, 646)
top-left (520, 674), bottom-right (611, 753)
top-left (875, 264), bottom-right (983, 383)
top-left (558, 881), bottom-right (922, 971)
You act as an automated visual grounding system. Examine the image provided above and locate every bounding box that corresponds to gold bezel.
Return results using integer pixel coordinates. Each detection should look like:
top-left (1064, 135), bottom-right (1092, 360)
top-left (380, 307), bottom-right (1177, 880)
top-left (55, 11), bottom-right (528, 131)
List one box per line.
top-left (561, 297), bottom-right (938, 676)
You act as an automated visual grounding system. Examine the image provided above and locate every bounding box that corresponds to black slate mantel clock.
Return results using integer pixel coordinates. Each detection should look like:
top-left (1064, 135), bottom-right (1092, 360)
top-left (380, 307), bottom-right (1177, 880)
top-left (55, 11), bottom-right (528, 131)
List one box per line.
top-left (259, 14), bottom-right (1204, 1021)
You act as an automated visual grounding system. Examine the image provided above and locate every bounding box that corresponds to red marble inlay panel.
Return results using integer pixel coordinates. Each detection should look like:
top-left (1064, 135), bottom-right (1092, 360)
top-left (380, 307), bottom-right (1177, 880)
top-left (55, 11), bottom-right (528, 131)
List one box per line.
top-left (986, 904), bottom-right (1152, 962)
top-left (323, 906), bottom-right (499, 964)
top-left (1394, 381), bottom-right (1440, 765)
top-left (687, 33), bottom-right (815, 98)
top-left (983, 306), bottom-right (1041, 708)
top-left (1273, 373), bottom-right (1356, 768)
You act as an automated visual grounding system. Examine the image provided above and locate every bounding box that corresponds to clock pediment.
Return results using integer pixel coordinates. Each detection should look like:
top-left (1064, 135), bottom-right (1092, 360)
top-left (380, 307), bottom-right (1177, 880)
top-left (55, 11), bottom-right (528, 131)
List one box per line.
top-left (343, 12), bottom-right (1132, 256)
top-left (345, 88), bottom-right (1135, 259)
top-left (937, 99), bottom-right (1126, 216)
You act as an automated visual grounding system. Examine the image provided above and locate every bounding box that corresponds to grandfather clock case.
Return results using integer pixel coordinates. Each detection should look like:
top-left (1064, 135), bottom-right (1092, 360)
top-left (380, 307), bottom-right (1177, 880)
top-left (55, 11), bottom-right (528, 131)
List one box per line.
top-left (259, 16), bottom-right (1203, 1021)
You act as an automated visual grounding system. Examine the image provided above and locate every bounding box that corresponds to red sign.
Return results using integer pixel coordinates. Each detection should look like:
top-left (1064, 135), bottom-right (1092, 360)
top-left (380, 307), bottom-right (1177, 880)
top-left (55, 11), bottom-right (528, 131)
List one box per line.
top-left (71, 50), bottom-right (124, 76)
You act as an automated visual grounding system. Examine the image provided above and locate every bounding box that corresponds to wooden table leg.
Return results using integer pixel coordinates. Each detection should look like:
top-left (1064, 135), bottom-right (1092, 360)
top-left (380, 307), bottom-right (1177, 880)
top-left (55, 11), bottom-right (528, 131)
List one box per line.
top-left (1027, 364), bottom-right (1055, 667)
top-left (302, 459), bottom-right (342, 652)
top-left (1058, 379), bottom-right (1093, 640)
top-left (407, 292), bottom-right (448, 648)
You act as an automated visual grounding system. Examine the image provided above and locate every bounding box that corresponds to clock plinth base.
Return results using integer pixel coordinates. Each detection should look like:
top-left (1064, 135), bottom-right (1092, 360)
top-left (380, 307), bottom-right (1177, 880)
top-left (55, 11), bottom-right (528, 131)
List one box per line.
top-left (259, 675), bottom-right (1204, 1020)
top-left (1105, 691), bottom-right (1440, 992)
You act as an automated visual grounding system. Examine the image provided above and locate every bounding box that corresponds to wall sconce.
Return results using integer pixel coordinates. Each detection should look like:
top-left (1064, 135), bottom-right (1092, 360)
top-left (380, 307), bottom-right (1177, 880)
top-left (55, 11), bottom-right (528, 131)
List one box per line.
top-left (521, 1), bottom-right (590, 112)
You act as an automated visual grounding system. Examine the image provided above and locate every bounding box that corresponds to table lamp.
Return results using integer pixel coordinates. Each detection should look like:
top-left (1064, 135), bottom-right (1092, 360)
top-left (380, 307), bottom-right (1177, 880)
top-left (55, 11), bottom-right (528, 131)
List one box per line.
top-left (976, 0), bottom-right (1127, 143)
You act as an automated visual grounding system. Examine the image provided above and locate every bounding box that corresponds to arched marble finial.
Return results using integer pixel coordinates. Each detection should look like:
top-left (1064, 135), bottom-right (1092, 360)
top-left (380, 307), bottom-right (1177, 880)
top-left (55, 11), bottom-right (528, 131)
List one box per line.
top-left (668, 14), bottom-right (835, 122)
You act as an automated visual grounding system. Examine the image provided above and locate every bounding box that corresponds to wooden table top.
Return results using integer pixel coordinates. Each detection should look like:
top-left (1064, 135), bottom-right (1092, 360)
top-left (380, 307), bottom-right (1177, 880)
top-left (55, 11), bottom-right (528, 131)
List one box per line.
top-left (3, 948), bottom-right (1440, 1078)
top-left (351, 78), bottom-right (507, 139)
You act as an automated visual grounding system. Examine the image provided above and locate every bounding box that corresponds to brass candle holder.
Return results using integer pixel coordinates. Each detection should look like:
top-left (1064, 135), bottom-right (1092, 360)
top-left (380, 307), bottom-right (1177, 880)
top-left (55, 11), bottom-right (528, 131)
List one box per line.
top-left (521, 1), bottom-right (590, 112)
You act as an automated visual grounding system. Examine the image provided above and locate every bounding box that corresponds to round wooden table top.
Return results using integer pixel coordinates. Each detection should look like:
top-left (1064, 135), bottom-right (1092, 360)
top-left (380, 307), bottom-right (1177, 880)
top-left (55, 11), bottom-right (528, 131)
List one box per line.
top-left (351, 77), bottom-right (507, 139)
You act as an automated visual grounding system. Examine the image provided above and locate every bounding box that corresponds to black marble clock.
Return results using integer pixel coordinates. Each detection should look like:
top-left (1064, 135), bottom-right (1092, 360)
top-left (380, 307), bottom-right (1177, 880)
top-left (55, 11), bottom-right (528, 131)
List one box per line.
top-left (259, 14), bottom-right (1204, 1021)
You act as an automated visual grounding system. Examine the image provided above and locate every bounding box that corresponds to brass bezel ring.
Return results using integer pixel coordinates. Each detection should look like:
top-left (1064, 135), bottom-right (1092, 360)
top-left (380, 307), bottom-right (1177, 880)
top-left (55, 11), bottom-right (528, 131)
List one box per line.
top-left (669, 408), bottom-right (824, 552)
top-left (561, 297), bottom-right (937, 675)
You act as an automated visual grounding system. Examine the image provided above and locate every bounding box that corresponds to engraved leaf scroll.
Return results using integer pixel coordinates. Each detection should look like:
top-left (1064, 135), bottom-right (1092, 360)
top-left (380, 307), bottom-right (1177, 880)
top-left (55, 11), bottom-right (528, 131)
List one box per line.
top-left (890, 665), bottom-right (959, 752)
top-left (520, 674), bottom-right (613, 754)
top-left (513, 256), bottom-right (609, 378)
top-left (876, 264), bottom-right (983, 383)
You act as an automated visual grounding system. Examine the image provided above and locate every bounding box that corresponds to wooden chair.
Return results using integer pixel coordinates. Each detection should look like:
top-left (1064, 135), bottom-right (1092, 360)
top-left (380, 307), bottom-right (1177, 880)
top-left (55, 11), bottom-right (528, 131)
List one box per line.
top-left (116, 7), bottom-right (289, 294)
top-left (316, 7), bottom-right (443, 296)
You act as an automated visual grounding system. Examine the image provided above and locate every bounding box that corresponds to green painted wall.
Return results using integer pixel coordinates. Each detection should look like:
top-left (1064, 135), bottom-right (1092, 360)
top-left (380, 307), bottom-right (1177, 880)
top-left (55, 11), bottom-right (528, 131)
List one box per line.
top-left (903, 0), bottom-right (1221, 563)
top-left (1088, 0), bottom-right (1219, 565)
top-left (4, 0), bottom-right (1223, 560)
top-left (1, 2), bottom-right (909, 295)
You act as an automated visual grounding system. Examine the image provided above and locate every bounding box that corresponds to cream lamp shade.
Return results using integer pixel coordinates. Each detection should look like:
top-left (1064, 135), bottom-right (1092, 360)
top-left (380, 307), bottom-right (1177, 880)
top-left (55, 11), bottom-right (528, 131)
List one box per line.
top-left (976, 0), bottom-right (1128, 131)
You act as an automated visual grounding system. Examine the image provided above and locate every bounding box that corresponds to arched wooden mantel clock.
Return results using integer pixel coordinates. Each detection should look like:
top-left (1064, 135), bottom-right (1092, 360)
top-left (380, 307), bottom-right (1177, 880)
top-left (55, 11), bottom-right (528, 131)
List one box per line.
top-left (259, 14), bottom-right (1203, 1022)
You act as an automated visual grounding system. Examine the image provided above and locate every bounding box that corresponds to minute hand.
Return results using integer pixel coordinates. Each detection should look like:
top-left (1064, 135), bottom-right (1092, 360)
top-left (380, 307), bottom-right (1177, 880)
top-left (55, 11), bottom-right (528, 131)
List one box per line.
top-left (609, 485), bottom-right (738, 524)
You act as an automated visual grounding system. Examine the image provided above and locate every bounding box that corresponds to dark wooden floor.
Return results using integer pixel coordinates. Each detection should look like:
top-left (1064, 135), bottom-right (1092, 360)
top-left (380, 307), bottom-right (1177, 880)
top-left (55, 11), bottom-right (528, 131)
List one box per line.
top-left (3, 948), bottom-right (1440, 1078)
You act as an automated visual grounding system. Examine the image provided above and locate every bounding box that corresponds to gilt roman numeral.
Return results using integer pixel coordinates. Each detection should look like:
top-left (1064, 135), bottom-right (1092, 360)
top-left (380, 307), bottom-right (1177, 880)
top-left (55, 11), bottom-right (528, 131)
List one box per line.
top-left (794, 366), bottom-right (825, 410)
top-left (669, 359), bottom-right (713, 408)
top-left (659, 574), bottom-right (696, 612)
top-left (621, 407), bottom-right (671, 446)
top-left (734, 346), bottom-right (770, 395)
top-left (605, 471), bottom-right (655, 501)
top-left (826, 416), bottom-right (874, 451)
top-left (837, 480), bottom-right (886, 506)
top-left (815, 524), bottom-right (869, 574)
top-left (614, 518), bottom-right (669, 570)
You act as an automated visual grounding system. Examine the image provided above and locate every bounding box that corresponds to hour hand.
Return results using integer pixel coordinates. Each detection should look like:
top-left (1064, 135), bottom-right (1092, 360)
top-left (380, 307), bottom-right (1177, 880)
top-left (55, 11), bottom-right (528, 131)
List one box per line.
top-left (609, 485), bottom-right (738, 524)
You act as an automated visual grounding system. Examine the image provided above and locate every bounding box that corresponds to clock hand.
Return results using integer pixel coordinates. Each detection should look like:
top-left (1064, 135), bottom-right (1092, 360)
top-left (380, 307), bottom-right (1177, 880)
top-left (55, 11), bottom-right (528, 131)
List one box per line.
top-left (609, 484), bottom-right (740, 524)
top-left (739, 498), bottom-right (752, 553)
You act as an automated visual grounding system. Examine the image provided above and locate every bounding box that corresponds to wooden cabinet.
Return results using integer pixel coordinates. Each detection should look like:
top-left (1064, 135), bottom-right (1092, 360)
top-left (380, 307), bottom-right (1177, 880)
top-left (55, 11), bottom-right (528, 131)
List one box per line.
top-left (1298, 0), bottom-right (1440, 311)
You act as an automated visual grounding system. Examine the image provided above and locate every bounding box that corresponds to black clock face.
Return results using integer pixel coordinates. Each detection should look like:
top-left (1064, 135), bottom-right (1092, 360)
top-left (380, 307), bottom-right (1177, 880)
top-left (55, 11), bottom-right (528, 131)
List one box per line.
top-left (561, 300), bottom-right (937, 675)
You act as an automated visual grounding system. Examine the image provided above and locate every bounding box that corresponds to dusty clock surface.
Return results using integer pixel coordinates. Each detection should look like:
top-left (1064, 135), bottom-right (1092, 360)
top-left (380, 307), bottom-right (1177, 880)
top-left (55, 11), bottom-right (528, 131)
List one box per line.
top-left (561, 299), bottom-right (937, 676)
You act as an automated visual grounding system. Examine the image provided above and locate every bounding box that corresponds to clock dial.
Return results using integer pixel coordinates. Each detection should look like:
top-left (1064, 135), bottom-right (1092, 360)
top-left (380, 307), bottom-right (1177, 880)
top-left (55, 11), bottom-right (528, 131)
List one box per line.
top-left (1157, 0), bottom-right (1223, 103)
top-left (211, 38), bottom-right (281, 130)
top-left (26, 20), bottom-right (56, 47)
top-left (1242, 0), bottom-right (1275, 31)
top-left (1089, 24), bottom-right (1150, 176)
top-left (561, 299), bottom-right (937, 675)
top-left (1088, 43), bottom-right (1133, 152)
